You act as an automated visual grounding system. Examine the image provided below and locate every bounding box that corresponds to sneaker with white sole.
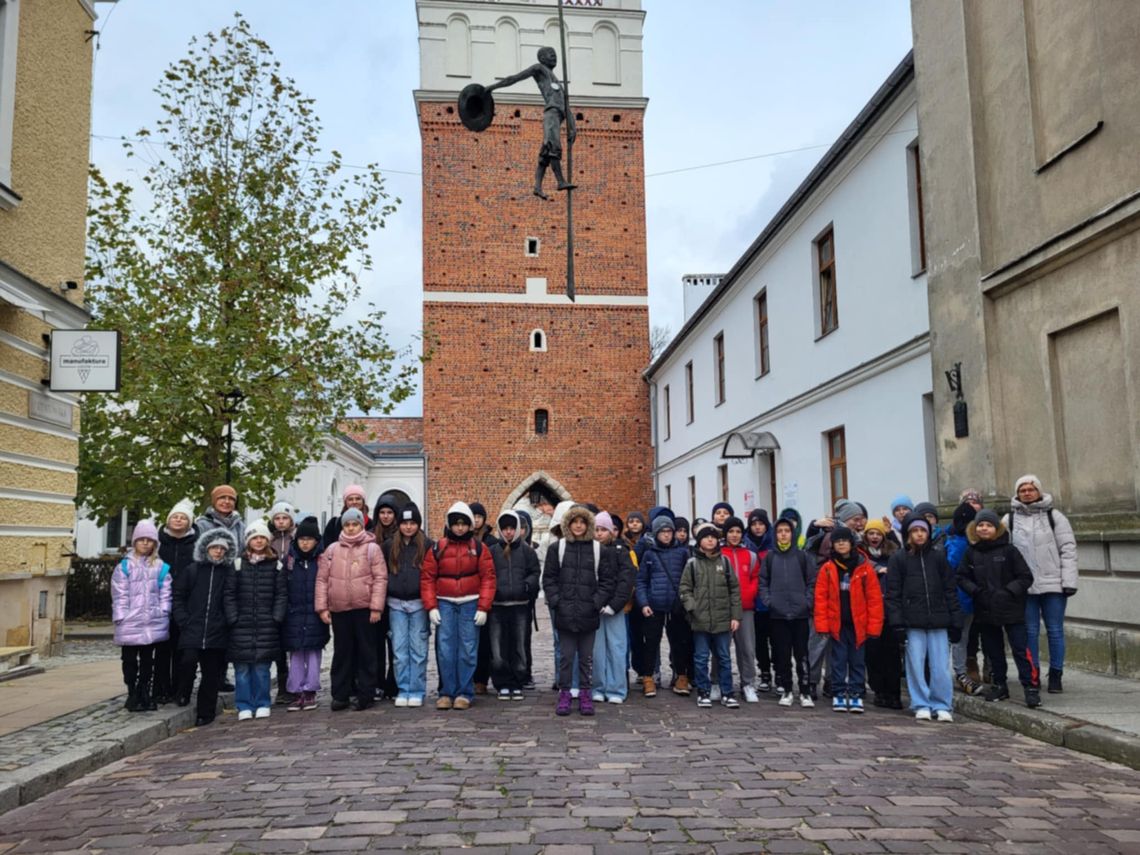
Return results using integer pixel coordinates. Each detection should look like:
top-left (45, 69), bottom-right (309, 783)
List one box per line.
top-left (237, 709), bottom-right (253, 721)
top-left (408, 696), bottom-right (423, 708)
top-left (607, 696), bottom-right (624, 704)
top-left (915, 708), bottom-right (932, 721)
top-left (778, 691), bottom-right (794, 707)
top-left (709, 685), bottom-right (722, 702)
top-left (832, 695), bottom-right (847, 712)
top-left (394, 695), bottom-right (410, 708)
top-left (498, 689), bottom-right (512, 701)
top-left (934, 709), bottom-right (953, 722)
top-left (591, 691), bottom-right (605, 703)
top-left (721, 693), bottom-right (740, 709)
top-left (800, 694), bottom-right (815, 708)
top-left (757, 676), bottom-right (772, 693)
top-left (696, 690), bottom-right (712, 709)
top-left (848, 697), bottom-right (864, 714)
top-left (511, 690), bottom-right (524, 701)
top-left (254, 707), bottom-right (270, 719)
top-left (743, 685), bottom-right (759, 703)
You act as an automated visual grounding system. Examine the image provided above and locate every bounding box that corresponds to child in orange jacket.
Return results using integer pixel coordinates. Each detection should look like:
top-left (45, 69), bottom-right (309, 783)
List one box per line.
top-left (814, 526), bottom-right (883, 713)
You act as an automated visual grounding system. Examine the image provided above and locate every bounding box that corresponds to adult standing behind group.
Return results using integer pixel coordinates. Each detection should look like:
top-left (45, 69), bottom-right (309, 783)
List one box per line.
top-left (196, 485), bottom-right (246, 546)
top-left (1005, 474), bottom-right (1078, 694)
top-left (323, 485), bottom-right (371, 548)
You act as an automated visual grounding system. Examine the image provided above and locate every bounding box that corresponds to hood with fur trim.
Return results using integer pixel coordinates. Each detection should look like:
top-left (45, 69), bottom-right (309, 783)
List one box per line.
top-left (561, 504), bottom-right (596, 543)
top-left (193, 527), bottom-right (238, 564)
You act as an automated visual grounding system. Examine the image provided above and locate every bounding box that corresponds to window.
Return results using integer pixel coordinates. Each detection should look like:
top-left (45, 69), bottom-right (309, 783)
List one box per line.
top-left (713, 332), bottom-right (725, 405)
top-left (535, 408), bottom-right (549, 435)
top-left (525, 236), bottom-right (540, 257)
top-left (591, 22), bottom-right (620, 85)
top-left (825, 427), bottom-right (847, 508)
top-left (907, 141), bottom-right (927, 274)
top-left (755, 290), bottom-right (770, 376)
top-left (816, 227), bottom-right (838, 337)
top-left (688, 476), bottom-right (696, 523)
top-left (718, 464), bottom-right (729, 503)
top-left (665, 484), bottom-right (672, 508)
top-left (663, 384), bottom-right (671, 440)
top-left (0, 0), bottom-right (19, 199)
top-left (685, 361), bottom-right (694, 424)
top-left (493, 17), bottom-right (520, 80)
top-left (529, 328), bottom-right (547, 352)
top-left (445, 15), bottom-right (472, 77)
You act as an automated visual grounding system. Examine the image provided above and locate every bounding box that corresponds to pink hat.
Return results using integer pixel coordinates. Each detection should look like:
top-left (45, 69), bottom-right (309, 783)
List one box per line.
top-left (343, 484), bottom-right (366, 502)
top-left (132, 520), bottom-right (159, 543)
top-left (594, 512), bottom-right (616, 533)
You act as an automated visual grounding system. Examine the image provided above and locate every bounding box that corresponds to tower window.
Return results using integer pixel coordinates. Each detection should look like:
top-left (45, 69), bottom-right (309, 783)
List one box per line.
top-left (535, 409), bottom-right (549, 435)
top-left (526, 237), bottom-right (540, 256)
top-left (529, 329), bottom-right (547, 352)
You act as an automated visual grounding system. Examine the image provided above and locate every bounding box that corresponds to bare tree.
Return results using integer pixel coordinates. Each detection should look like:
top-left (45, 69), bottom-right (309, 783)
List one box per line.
top-left (650, 324), bottom-right (673, 360)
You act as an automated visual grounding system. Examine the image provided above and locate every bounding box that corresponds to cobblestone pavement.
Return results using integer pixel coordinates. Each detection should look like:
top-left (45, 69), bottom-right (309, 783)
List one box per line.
top-left (3, 625), bottom-right (1140, 853)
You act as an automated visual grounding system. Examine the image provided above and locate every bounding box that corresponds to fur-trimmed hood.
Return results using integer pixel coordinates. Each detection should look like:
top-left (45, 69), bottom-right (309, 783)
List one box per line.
top-left (193, 527), bottom-right (238, 563)
top-left (561, 504), bottom-right (596, 543)
top-left (966, 519), bottom-right (1010, 546)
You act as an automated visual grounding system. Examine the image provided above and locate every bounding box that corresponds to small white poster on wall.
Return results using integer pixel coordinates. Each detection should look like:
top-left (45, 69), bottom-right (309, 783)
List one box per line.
top-left (783, 480), bottom-right (799, 510)
top-left (742, 490), bottom-right (756, 514)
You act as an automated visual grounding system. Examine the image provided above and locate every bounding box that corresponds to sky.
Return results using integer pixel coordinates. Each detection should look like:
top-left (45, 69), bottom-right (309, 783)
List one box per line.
top-left (88, 0), bottom-right (914, 416)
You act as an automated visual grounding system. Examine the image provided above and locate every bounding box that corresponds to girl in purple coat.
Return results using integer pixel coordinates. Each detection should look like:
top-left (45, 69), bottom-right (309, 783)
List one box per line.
top-left (112, 520), bottom-right (173, 712)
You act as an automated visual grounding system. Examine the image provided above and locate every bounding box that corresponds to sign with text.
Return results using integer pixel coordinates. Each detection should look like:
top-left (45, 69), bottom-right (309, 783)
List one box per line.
top-left (49, 330), bottom-right (121, 392)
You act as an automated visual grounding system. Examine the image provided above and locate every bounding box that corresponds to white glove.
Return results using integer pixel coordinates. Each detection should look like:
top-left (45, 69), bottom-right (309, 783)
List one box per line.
top-left (474, 610), bottom-right (488, 627)
top-left (601, 605), bottom-right (615, 616)
top-left (429, 608), bottom-right (441, 627)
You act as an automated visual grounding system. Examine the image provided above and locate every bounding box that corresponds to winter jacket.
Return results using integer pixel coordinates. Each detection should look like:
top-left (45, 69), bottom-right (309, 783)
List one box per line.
top-left (634, 538), bottom-right (689, 613)
top-left (284, 542), bottom-right (330, 651)
top-left (316, 530), bottom-right (387, 613)
top-left (1005, 494), bottom-right (1078, 595)
top-left (944, 532), bottom-right (974, 615)
top-left (494, 538), bottom-right (541, 605)
top-left (758, 545), bottom-right (816, 620)
top-left (421, 534), bottom-right (496, 612)
top-left (722, 544), bottom-right (760, 611)
top-left (814, 552), bottom-right (884, 647)
top-left (111, 552), bottom-right (172, 646)
top-left (384, 535), bottom-right (434, 603)
top-left (158, 524), bottom-right (200, 582)
top-left (613, 541), bottom-right (638, 613)
top-left (541, 507), bottom-right (618, 633)
top-left (863, 540), bottom-right (899, 610)
top-left (195, 508), bottom-right (246, 546)
top-left (885, 542), bottom-right (962, 631)
top-left (224, 553), bottom-right (287, 663)
top-left (322, 510), bottom-right (372, 550)
top-left (270, 528), bottom-right (295, 563)
top-left (957, 524), bottom-right (1034, 626)
top-left (173, 529), bottom-right (235, 650)
top-left (679, 550), bottom-right (743, 634)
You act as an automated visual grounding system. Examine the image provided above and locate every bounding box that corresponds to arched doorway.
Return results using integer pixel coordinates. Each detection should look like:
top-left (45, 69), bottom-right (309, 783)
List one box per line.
top-left (502, 471), bottom-right (571, 546)
top-left (373, 488), bottom-right (412, 517)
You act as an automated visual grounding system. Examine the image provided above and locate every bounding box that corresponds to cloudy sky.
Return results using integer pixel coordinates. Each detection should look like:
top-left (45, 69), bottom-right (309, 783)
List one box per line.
top-left (89, 0), bottom-right (913, 415)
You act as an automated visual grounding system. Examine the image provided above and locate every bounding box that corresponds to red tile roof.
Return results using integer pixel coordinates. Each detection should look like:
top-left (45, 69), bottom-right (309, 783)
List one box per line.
top-left (339, 417), bottom-right (424, 448)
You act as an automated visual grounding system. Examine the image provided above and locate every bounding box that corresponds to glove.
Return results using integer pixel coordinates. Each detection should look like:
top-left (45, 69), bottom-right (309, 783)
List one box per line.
top-left (1062, 587), bottom-right (1077, 598)
top-left (428, 608), bottom-right (441, 627)
top-left (893, 626), bottom-right (908, 644)
top-left (474, 610), bottom-right (488, 627)
top-left (601, 605), bottom-right (615, 616)
top-left (948, 626), bottom-right (962, 645)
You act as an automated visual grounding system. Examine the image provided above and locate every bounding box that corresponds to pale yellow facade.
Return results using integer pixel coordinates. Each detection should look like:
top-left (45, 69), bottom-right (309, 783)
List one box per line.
top-left (0, 0), bottom-right (96, 659)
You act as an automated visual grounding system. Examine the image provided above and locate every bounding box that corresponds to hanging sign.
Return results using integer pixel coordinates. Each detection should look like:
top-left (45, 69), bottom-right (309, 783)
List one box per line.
top-left (49, 330), bottom-right (121, 392)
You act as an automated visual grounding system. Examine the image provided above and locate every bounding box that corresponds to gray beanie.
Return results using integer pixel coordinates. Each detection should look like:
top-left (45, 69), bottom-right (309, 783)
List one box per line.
top-left (652, 515), bottom-right (675, 535)
top-left (341, 508), bottom-right (365, 526)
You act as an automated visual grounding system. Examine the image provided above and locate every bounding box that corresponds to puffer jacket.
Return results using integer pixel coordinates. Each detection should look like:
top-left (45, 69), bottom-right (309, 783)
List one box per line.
top-left (635, 537), bottom-right (689, 613)
top-left (195, 508), bottom-right (245, 547)
top-left (542, 507), bottom-right (618, 633)
top-left (957, 524), bottom-right (1034, 626)
top-left (1005, 494), bottom-right (1077, 594)
top-left (112, 552), bottom-right (172, 646)
top-left (722, 544), bottom-right (759, 611)
top-left (270, 528), bottom-right (295, 563)
top-left (173, 528), bottom-right (235, 650)
top-left (612, 541), bottom-right (638, 613)
top-left (758, 545), bottom-right (816, 620)
top-left (316, 530), bottom-right (387, 613)
top-left (283, 542), bottom-right (330, 651)
top-left (814, 552), bottom-right (884, 647)
top-left (886, 542), bottom-right (962, 631)
top-left (494, 537), bottom-right (541, 605)
top-left (224, 552), bottom-right (287, 663)
top-left (421, 534), bottom-right (496, 612)
top-left (159, 524), bottom-right (200, 582)
top-left (679, 550), bottom-right (742, 634)
top-left (385, 535), bottom-right (434, 603)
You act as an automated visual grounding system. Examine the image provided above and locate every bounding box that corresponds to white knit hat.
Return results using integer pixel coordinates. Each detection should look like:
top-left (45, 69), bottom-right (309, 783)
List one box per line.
top-left (1014, 474), bottom-right (1043, 494)
top-left (167, 498), bottom-right (196, 523)
top-left (245, 520), bottom-right (271, 544)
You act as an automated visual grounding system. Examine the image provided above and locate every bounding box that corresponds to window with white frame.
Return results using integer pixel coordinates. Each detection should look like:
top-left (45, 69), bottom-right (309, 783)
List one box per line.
top-left (529, 328), bottom-right (547, 352)
top-left (907, 140), bottom-right (927, 275)
top-left (0, 0), bottom-right (20, 199)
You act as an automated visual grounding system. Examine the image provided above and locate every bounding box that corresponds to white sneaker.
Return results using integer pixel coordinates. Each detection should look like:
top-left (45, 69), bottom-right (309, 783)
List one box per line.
top-left (743, 685), bottom-right (759, 703)
top-left (407, 697), bottom-right (423, 708)
top-left (254, 707), bottom-right (271, 719)
top-left (915, 708), bottom-right (932, 721)
top-left (591, 691), bottom-right (605, 702)
top-left (778, 691), bottom-right (794, 707)
top-left (607, 696), bottom-right (624, 704)
top-left (934, 709), bottom-right (953, 723)
top-left (395, 695), bottom-right (410, 708)
top-left (570, 688), bottom-right (580, 699)
top-left (237, 709), bottom-right (253, 721)
top-left (709, 686), bottom-right (722, 702)
top-left (800, 694), bottom-right (815, 708)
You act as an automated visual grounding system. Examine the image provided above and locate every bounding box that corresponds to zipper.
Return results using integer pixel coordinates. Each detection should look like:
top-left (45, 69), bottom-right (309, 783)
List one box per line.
top-left (202, 564), bottom-right (215, 647)
top-left (920, 552), bottom-right (931, 622)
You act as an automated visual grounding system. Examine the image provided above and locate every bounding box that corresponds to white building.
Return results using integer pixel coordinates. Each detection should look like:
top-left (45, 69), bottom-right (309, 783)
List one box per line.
top-left (646, 54), bottom-right (936, 523)
top-left (681, 274), bottom-right (724, 322)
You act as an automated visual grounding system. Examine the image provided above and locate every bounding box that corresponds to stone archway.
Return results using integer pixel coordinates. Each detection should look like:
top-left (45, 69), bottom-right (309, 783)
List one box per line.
top-left (502, 471), bottom-right (572, 546)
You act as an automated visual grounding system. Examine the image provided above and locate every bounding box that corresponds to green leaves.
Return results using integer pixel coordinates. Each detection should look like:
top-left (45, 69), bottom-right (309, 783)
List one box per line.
top-left (80, 12), bottom-right (416, 523)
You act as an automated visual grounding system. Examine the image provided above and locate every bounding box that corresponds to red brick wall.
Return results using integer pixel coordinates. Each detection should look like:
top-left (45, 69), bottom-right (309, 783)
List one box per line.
top-left (420, 99), bottom-right (654, 527)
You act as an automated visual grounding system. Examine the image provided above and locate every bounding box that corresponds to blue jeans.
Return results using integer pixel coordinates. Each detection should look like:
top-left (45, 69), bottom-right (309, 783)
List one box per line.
top-left (233, 662), bottom-right (271, 712)
top-left (389, 605), bottom-right (429, 701)
top-left (436, 599), bottom-right (478, 700)
top-left (693, 631), bottom-right (733, 695)
top-left (904, 628), bottom-right (952, 713)
top-left (592, 611), bottom-right (629, 700)
top-left (828, 624), bottom-right (866, 699)
top-left (1025, 593), bottom-right (1066, 673)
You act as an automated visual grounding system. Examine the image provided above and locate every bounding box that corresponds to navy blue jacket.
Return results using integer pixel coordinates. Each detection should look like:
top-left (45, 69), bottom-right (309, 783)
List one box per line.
top-left (635, 540), bottom-right (689, 613)
top-left (283, 543), bottom-right (329, 652)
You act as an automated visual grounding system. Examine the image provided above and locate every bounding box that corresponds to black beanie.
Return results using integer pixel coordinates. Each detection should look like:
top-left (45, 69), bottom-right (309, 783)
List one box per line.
top-left (831, 525), bottom-right (856, 547)
top-left (711, 502), bottom-right (735, 517)
top-left (468, 501), bottom-right (487, 520)
top-left (296, 516), bottom-right (321, 541)
top-left (673, 516), bottom-right (691, 533)
top-left (723, 516), bottom-right (745, 534)
top-left (397, 503), bottom-right (423, 526)
top-left (747, 508), bottom-right (771, 527)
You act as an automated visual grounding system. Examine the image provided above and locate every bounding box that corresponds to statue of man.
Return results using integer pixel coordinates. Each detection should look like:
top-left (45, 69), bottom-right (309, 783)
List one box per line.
top-left (485, 47), bottom-right (577, 200)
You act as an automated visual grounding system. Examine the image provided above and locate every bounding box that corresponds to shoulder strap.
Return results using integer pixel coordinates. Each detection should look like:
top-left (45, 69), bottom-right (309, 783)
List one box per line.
top-left (593, 540), bottom-right (601, 569)
top-left (157, 562), bottom-right (171, 590)
top-left (119, 558), bottom-right (129, 577)
top-left (1047, 509), bottom-right (1056, 531)
top-left (234, 557), bottom-right (242, 572)
top-left (558, 539), bottom-right (566, 564)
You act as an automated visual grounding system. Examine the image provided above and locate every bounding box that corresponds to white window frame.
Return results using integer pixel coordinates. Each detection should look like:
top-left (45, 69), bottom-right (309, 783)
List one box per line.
top-left (0, 0), bottom-right (20, 205)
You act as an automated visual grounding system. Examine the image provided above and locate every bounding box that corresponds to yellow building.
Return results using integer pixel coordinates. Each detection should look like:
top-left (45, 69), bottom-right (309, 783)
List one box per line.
top-left (0, 0), bottom-right (100, 663)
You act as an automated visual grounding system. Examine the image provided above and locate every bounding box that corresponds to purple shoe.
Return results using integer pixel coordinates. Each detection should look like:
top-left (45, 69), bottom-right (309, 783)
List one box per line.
top-left (579, 693), bottom-right (595, 717)
top-left (556, 689), bottom-right (572, 716)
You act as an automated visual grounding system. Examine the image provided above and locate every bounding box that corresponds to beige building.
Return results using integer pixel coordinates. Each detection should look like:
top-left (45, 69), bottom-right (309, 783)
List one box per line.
top-left (912, 2), bottom-right (1140, 675)
top-left (0, 0), bottom-right (99, 663)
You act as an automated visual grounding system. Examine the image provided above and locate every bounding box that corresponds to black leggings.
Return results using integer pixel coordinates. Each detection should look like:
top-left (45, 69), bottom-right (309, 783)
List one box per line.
top-left (639, 609), bottom-right (692, 679)
top-left (769, 618), bottom-right (809, 694)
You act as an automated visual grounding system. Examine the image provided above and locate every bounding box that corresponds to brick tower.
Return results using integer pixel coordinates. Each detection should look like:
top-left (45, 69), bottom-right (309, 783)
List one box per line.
top-left (415, 0), bottom-right (653, 528)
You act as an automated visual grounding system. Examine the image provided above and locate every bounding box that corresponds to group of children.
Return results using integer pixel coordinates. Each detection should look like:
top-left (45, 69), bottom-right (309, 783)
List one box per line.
top-left (110, 475), bottom-right (1075, 724)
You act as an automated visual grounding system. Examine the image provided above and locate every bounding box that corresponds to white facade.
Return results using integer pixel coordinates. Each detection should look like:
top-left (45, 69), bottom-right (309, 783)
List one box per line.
top-left (648, 57), bottom-right (935, 524)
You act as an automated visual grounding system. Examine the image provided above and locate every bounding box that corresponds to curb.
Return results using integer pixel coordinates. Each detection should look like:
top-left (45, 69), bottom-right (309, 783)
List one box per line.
top-left (954, 692), bottom-right (1140, 770)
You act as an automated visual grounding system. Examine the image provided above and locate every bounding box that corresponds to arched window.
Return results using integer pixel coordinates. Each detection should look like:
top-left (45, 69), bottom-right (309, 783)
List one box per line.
top-left (446, 15), bottom-right (471, 78)
top-left (592, 23), bottom-right (620, 85)
top-left (535, 409), bottom-right (549, 435)
top-left (494, 18), bottom-right (520, 80)
top-left (529, 328), bottom-right (547, 352)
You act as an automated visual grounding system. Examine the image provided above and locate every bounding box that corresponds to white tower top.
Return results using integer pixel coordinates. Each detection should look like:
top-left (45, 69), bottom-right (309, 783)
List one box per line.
top-left (682, 274), bottom-right (724, 322)
top-left (416, 0), bottom-right (646, 104)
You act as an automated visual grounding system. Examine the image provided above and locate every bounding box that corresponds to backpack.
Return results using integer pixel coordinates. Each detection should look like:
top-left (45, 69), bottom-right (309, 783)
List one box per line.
top-left (1008, 509), bottom-right (1055, 532)
top-left (119, 558), bottom-right (171, 592)
top-left (683, 554), bottom-right (735, 601)
top-left (558, 537), bottom-right (601, 572)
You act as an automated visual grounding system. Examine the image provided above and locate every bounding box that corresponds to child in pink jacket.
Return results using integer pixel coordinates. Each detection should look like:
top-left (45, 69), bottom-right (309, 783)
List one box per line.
top-left (112, 520), bottom-right (172, 712)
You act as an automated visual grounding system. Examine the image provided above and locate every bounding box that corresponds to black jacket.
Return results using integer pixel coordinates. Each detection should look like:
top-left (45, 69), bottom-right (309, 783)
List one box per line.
top-left (224, 554), bottom-right (288, 663)
top-left (758, 546), bottom-right (816, 620)
top-left (159, 524), bottom-right (201, 581)
top-left (385, 536), bottom-right (431, 602)
top-left (886, 543), bottom-right (962, 631)
top-left (609, 541), bottom-right (638, 612)
top-left (543, 539), bottom-right (618, 633)
top-left (283, 544), bottom-right (330, 651)
top-left (494, 538), bottom-right (540, 604)
top-left (957, 528), bottom-right (1034, 626)
top-left (172, 529), bottom-right (235, 650)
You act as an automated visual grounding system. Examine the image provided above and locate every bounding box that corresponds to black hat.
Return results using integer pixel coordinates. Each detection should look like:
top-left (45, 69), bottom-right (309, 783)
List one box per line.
top-left (375, 493), bottom-right (399, 513)
top-left (397, 503), bottom-right (423, 526)
top-left (747, 508), bottom-right (771, 527)
top-left (458, 83), bottom-right (495, 132)
top-left (468, 502), bottom-right (488, 520)
top-left (952, 501), bottom-right (977, 535)
top-left (723, 516), bottom-right (745, 534)
top-left (975, 509), bottom-right (1001, 528)
top-left (830, 525), bottom-right (856, 546)
top-left (296, 516), bottom-right (321, 541)
top-left (674, 516), bottom-right (691, 532)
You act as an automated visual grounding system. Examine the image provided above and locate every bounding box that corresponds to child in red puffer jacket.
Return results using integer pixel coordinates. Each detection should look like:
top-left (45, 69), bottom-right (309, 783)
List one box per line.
top-left (722, 517), bottom-right (761, 703)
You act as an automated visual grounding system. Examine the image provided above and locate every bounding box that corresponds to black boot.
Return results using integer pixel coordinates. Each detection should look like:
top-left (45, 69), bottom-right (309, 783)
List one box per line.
top-left (984, 682), bottom-right (1010, 702)
top-left (1048, 668), bottom-right (1063, 694)
top-left (1025, 686), bottom-right (1041, 709)
top-left (124, 689), bottom-right (139, 712)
